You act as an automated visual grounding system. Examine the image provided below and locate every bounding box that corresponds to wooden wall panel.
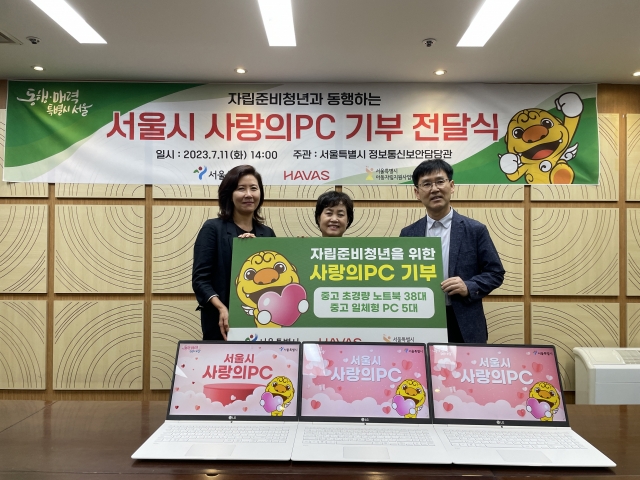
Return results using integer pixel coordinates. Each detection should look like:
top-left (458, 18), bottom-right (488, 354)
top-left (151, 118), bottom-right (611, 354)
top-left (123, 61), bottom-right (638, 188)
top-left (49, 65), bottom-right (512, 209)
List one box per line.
top-left (152, 206), bottom-right (217, 293)
top-left (485, 302), bottom-right (525, 344)
top-left (53, 301), bottom-right (143, 390)
top-left (263, 207), bottom-right (426, 238)
top-left (456, 208), bottom-right (524, 295)
top-left (0, 109), bottom-right (48, 198)
top-left (55, 205), bottom-right (144, 293)
top-left (532, 113), bottom-right (619, 201)
top-left (628, 303), bottom-right (640, 348)
top-left (0, 205), bottom-right (47, 293)
top-left (265, 185), bottom-right (333, 200)
top-left (152, 185), bottom-right (331, 200)
top-left (151, 302), bottom-right (202, 389)
top-left (532, 303), bottom-right (619, 391)
top-left (627, 114), bottom-right (640, 200)
top-left (344, 184), bottom-right (524, 201)
top-left (153, 185), bottom-right (218, 199)
top-left (56, 184), bottom-right (144, 198)
top-left (627, 209), bottom-right (640, 295)
top-left (531, 208), bottom-right (619, 295)
top-left (0, 301), bottom-right (46, 389)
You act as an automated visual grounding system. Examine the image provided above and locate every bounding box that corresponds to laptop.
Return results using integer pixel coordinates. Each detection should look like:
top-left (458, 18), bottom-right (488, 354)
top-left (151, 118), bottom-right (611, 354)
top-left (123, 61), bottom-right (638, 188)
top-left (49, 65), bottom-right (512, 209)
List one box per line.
top-left (291, 342), bottom-right (451, 464)
top-left (428, 343), bottom-right (615, 467)
top-left (132, 341), bottom-right (301, 461)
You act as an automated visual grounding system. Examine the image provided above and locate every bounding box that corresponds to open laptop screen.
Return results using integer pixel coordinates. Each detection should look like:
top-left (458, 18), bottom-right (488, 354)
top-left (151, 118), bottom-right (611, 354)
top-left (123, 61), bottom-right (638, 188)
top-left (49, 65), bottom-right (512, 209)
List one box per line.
top-left (168, 341), bottom-right (301, 420)
top-left (300, 342), bottom-right (430, 423)
top-left (428, 344), bottom-right (568, 426)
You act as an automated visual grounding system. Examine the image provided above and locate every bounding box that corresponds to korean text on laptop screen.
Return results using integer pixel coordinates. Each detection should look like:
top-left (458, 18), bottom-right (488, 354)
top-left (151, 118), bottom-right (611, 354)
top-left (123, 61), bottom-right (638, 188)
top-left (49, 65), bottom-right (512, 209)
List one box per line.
top-left (168, 342), bottom-right (300, 419)
top-left (301, 343), bottom-right (430, 422)
top-left (429, 344), bottom-right (567, 424)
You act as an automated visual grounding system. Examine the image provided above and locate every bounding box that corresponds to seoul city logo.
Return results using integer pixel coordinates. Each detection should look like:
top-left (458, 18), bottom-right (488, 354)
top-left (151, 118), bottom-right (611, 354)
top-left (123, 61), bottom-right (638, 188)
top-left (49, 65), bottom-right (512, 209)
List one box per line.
top-left (193, 166), bottom-right (207, 180)
top-left (245, 334), bottom-right (259, 342)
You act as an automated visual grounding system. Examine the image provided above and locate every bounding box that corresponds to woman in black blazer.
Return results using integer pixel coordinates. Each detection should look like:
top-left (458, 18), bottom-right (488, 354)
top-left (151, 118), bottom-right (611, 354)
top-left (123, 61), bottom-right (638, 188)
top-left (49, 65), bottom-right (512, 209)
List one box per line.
top-left (192, 165), bottom-right (276, 340)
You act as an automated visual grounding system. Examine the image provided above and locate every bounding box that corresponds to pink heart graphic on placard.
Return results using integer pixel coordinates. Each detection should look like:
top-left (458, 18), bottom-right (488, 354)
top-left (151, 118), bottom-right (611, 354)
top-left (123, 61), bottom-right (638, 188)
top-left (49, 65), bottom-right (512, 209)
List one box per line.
top-left (174, 405), bottom-right (179, 409)
top-left (526, 397), bottom-right (550, 419)
top-left (242, 407), bottom-right (248, 412)
top-left (337, 386), bottom-right (342, 391)
top-left (392, 394), bottom-right (416, 416)
top-left (311, 400), bottom-right (321, 410)
top-left (382, 406), bottom-right (391, 414)
top-left (195, 405), bottom-right (200, 411)
top-left (384, 389), bottom-right (392, 396)
top-left (456, 361), bottom-right (462, 370)
top-left (401, 360), bottom-right (412, 370)
top-left (443, 402), bottom-right (454, 412)
top-left (522, 365), bottom-right (527, 369)
top-left (517, 408), bottom-right (525, 417)
top-left (175, 387), bottom-right (179, 391)
top-left (517, 392), bottom-right (525, 399)
top-left (260, 392), bottom-right (283, 413)
top-left (273, 354), bottom-right (277, 359)
top-left (441, 368), bottom-right (450, 379)
top-left (532, 362), bottom-right (543, 373)
top-left (192, 382), bottom-right (195, 384)
top-left (326, 359), bottom-right (334, 368)
top-left (468, 389), bottom-right (473, 393)
top-left (258, 283), bottom-right (307, 327)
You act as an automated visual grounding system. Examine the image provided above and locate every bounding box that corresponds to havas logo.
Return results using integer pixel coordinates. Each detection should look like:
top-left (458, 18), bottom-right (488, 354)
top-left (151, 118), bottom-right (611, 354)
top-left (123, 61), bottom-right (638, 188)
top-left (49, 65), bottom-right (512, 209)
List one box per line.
top-left (193, 166), bottom-right (207, 180)
top-left (284, 170), bottom-right (330, 181)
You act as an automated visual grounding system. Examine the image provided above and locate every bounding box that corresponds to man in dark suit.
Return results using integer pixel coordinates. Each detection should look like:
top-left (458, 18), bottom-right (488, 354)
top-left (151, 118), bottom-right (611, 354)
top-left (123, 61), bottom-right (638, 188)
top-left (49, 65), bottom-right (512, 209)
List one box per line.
top-left (400, 159), bottom-right (504, 343)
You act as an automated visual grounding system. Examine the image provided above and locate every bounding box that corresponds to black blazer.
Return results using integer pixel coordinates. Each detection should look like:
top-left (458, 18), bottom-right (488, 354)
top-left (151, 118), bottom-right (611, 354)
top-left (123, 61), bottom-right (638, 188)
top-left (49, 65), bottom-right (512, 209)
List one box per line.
top-left (400, 210), bottom-right (504, 343)
top-left (192, 218), bottom-right (276, 340)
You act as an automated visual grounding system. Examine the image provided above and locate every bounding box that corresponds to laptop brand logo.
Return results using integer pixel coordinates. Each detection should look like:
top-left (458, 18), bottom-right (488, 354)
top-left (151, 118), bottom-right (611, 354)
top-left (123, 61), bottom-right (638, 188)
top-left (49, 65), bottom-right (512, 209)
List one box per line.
top-left (361, 417), bottom-right (369, 422)
top-left (229, 416), bottom-right (236, 420)
top-left (496, 420), bottom-right (504, 425)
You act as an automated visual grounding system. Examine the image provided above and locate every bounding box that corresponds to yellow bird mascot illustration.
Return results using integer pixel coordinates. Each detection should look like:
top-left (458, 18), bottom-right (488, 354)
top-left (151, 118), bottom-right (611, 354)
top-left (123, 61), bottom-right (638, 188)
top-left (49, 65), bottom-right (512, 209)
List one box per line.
top-left (236, 251), bottom-right (308, 328)
top-left (260, 376), bottom-right (295, 416)
top-left (499, 92), bottom-right (583, 184)
top-left (526, 381), bottom-right (561, 422)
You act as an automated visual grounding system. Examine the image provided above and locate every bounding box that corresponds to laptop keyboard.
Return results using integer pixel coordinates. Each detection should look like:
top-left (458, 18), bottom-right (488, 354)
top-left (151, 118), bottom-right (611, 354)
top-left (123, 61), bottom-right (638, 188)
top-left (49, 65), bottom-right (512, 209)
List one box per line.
top-left (443, 429), bottom-right (585, 449)
top-left (302, 426), bottom-right (435, 446)
top-left (157, 425), bottom-right (290, 444)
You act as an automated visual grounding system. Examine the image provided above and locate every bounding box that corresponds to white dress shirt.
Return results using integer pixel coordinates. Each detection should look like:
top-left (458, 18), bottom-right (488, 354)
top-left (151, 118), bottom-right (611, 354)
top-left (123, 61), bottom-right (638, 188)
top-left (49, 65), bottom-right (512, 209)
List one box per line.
top-left (425, 207), bottom-right (453, 305)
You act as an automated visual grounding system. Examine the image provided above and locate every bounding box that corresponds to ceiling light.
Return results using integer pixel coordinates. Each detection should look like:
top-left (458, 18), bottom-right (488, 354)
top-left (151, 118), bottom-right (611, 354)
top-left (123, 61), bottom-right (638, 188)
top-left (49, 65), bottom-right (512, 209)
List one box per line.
top-left (32, 65), bottom-right (45, 71)
top-left (634, 71), bottom-right (640, 77)
top-left (236, 68), bottom-right (247, 74)
top-left (434, 70), bottom-right (446, 76)
top-left (258, 0), bottom-right (296, 46)
top-left (457, 0), bottom-right (519, 47)
top-left (31, 0), bottom-right (106, 43)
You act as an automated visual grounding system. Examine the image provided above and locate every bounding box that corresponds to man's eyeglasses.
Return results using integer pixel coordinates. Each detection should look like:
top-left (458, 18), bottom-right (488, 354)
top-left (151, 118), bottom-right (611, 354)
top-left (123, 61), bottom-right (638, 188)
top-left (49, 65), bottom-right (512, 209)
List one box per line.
top-left (417, 178), bottom-right (450, 190)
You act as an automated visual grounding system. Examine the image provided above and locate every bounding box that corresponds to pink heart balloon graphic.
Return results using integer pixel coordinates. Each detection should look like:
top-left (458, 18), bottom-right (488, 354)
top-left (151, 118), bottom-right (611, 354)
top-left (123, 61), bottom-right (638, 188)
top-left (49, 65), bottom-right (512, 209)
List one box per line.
top-left (392, 394), bottom-right (415, 416)
top-left (260, 392), bottom-right (283, 413)
top-left (526, 397), bottom-right (550, 419)
top-left (257, 283), bottom-right (307, 327)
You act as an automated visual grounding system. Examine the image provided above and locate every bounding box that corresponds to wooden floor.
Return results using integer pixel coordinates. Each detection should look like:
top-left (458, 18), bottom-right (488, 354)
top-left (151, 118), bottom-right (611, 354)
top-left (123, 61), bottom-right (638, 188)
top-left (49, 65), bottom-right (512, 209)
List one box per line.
top-left (0, 401), bottom-right (638, 479)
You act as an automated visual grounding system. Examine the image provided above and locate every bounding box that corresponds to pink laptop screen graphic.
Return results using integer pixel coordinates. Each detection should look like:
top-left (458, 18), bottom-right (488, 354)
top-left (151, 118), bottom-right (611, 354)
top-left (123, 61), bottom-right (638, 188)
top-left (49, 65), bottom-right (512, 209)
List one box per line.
top-left (301, 344), bottom-right (430, 419)
top-left (169, 343), bottom-right (300, 417)
top-left (429, 345), bottom-right (566, 422)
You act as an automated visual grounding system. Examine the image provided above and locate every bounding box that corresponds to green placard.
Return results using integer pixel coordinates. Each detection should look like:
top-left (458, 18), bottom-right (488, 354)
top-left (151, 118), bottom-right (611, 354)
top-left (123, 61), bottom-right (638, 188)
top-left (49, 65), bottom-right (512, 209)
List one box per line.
top-left (227, 237), bottom-right (447, 343)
